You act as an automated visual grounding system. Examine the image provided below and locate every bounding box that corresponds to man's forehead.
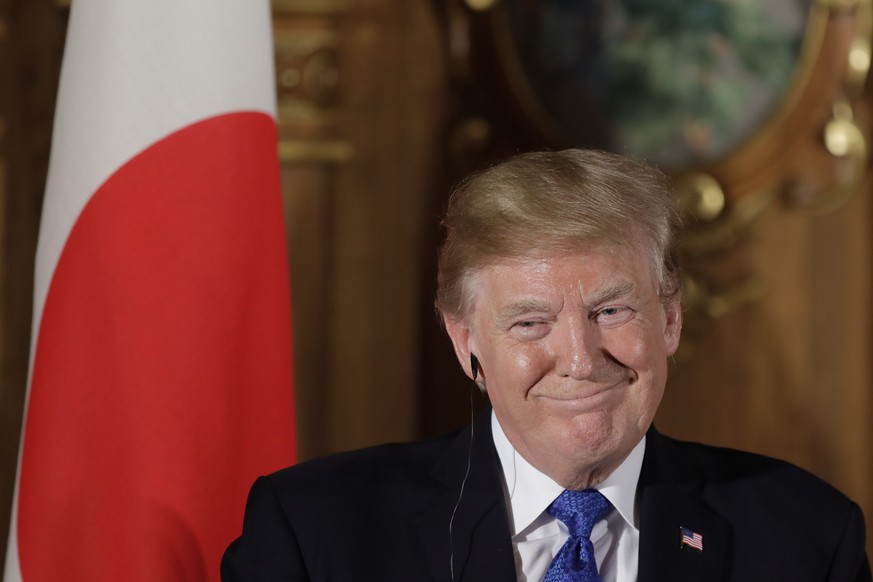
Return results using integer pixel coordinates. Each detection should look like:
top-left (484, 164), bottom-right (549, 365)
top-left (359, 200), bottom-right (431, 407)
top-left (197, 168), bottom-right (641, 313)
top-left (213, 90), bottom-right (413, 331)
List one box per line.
top-left (470, 252), bottom-right (651, 308)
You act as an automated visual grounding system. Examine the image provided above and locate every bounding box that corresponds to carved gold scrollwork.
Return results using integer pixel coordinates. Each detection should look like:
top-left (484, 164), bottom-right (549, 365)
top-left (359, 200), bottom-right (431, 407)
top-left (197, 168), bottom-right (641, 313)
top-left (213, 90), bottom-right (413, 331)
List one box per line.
top-left (448, 117), bottom-right (493, 164)
top-left (676, 173), bottom-right (726, 224)
top-left (678, 0), bottom-right (871, 229)
top-left (786, 97), bottom-right (869, 214)
top-left (675, 0), bottom-right (872, 323)
top-left (272, 0), bottom-right (351, 14)
top-left (464, 0), bottom-right (498, 11)
top-left (440, 0), bottom-right (871, 328)
top-left (272, 1), bottom-right (353, 164)
top-left (785, 0), bottom-right (871, 214)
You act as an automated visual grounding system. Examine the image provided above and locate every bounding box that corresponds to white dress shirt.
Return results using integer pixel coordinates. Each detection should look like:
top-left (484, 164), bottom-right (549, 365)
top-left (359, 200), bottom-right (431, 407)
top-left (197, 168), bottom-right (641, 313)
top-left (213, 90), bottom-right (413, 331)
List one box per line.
top-left (491, 412), bottom-right (644, 582)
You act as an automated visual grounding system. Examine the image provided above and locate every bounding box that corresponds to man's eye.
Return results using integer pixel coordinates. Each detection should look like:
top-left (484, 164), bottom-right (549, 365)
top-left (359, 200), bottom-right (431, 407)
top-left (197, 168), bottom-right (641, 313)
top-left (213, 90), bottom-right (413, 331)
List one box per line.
top-left (595, 306), bottom-right (633, 324)
top-left (511, 320), bottom-right (549, 339)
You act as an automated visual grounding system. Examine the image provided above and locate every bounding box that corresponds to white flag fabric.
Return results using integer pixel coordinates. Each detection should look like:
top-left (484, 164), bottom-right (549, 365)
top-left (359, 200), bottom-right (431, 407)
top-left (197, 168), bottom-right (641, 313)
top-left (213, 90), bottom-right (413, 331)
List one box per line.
top-left (4, 1), bottom-right (296, 580)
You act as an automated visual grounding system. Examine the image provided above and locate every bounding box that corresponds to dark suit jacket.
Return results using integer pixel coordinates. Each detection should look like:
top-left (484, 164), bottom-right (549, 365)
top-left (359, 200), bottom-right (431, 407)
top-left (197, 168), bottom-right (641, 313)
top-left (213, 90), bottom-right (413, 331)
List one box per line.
top-left (222, 410), bottom-right (871, 581)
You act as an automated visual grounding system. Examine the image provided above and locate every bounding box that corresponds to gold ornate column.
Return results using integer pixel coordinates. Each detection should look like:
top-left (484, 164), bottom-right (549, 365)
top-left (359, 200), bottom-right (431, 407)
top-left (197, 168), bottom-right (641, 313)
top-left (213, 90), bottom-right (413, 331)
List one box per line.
top-left (274, 0), bottom-right (447, 457)
top-left (273, 0), bottom-right (354, 165)
top-left (271, 0), bottom-right (353, 460)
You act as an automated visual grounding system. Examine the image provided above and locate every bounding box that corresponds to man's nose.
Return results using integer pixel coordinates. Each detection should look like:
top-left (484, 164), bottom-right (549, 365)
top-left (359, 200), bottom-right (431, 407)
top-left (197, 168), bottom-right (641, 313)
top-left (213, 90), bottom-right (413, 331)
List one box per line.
top-left (555, 317), bottom-right (599, 380)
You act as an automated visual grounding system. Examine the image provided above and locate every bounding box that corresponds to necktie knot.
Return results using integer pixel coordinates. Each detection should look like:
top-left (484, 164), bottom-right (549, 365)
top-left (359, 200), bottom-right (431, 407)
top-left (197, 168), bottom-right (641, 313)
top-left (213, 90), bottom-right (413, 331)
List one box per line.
top-left (544, 489), bottom-right (612, 582)
top-left (548, 489), bottom-right (612, 538)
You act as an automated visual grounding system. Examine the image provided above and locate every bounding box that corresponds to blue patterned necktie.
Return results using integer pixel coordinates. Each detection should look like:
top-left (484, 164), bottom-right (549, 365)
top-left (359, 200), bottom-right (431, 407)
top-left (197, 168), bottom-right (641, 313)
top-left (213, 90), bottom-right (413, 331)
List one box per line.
top-left (544, 489), bottom-right (613, 582)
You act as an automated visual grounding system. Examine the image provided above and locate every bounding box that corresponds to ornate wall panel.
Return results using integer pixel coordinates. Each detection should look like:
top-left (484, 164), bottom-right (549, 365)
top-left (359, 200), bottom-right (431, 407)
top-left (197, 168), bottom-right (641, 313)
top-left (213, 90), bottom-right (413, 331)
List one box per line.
top-left (427, 0), bottom-right (873, 553)
top-left (274, 0), bottom-right (447, 459)
top-left (4, 0), bottom-right (866, 562)
top-left (272, 0), bottom-right (353, 461)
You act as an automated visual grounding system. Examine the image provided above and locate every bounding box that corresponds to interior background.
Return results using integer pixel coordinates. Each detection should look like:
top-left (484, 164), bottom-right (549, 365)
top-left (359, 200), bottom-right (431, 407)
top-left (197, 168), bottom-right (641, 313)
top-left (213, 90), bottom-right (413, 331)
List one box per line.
top-left (1, 0), bottom-right (871, 562)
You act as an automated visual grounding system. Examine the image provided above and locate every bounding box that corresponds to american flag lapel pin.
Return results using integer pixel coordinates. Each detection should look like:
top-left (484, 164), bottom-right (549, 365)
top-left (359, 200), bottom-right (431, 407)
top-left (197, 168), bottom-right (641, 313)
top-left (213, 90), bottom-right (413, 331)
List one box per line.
top-left (679, 526), bottom-right (704, 552)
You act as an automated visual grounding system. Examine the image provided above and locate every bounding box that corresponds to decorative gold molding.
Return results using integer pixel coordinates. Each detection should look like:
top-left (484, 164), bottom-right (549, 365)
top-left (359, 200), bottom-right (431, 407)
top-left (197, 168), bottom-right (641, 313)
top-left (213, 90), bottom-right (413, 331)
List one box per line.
top-left (275, 29), bottom-right (339, 55)
top-left (817, 0), bottom-right (861, 10)
top-left (279, 139), bottom-right (354, 163)
top-left (272, 6), bottom-right (352, 165)
top-left (788, 0), bottom-right (871, 214)
top-left (464, 0), bottom-right (498, 11)
top-left (671, 0), bottom-right (873, 323)
top-left (274, 32), bottom-right (340, 114)
top-left (676, 174), bottom-right (726, 223)
top-left (277, 101), bottom-right (339, 126)
top-left (272, 0), bottom-right (351, 14)
top-left (683, 275), bottom-right (766, 321)
top-left (448, 117), bottom-right (493, 163)
top-left (786, 98), bottom-right (869, 214)
top-left (845, 0), bottom-right (872, 92)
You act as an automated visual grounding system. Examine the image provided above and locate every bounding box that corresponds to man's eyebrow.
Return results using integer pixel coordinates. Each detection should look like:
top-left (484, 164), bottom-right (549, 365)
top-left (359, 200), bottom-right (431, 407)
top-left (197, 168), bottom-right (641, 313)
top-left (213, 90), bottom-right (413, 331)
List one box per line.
top-left (585, 282), bottom-right (638, 307)
top-left (495, 298), bottom-right (553, 324)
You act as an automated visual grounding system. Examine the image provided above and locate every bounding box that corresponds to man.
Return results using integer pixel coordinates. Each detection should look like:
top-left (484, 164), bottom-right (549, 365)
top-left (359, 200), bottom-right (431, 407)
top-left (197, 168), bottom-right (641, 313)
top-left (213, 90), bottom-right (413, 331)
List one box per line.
top-left (222, 149), bottom-right (871, 581)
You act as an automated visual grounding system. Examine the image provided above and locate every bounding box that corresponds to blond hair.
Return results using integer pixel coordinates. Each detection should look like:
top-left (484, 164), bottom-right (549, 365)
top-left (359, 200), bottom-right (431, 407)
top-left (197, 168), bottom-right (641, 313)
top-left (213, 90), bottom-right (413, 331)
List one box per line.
top-left (436, 149), bottom-right (682, 320)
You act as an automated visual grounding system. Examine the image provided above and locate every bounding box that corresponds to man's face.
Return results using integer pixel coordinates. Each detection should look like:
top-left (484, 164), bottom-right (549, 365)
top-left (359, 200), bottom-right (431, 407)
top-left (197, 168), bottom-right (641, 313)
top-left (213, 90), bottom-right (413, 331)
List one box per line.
top-left (445, 246), bottom-right (682, 488)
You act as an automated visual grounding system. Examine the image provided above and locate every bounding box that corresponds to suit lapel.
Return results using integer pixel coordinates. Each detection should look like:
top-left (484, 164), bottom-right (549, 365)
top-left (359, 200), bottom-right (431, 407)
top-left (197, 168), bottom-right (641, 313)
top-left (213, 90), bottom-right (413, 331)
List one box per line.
top-left (415, 419), bottom-right (735, 581)
top-left (415, 409), bottom-right (516, 582)
top-left (638, 428), bottom-right (731, 582)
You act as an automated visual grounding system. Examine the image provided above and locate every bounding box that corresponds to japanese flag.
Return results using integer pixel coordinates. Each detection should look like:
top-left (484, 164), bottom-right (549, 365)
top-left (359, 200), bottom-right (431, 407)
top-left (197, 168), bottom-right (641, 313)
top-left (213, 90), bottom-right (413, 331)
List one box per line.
top-left (4, 1), bottom-right (296, 580)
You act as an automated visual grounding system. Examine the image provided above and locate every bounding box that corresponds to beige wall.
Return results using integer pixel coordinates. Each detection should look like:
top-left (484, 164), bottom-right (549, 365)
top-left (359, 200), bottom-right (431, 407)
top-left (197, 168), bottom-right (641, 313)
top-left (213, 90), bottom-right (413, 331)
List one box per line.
top-left (659, 182), bottom-right (873, 533)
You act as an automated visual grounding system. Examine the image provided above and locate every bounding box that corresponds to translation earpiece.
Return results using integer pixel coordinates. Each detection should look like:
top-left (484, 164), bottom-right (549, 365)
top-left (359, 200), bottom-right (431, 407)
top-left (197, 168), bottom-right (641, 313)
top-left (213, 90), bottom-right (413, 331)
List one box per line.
top-left (470, 354), bottom-right (479, 380)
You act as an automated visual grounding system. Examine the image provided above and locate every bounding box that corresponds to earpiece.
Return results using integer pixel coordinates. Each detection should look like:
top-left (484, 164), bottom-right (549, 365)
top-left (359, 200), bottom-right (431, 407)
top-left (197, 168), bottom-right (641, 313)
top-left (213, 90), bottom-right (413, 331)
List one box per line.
top-left (452, 353), bottom-right (479, 581)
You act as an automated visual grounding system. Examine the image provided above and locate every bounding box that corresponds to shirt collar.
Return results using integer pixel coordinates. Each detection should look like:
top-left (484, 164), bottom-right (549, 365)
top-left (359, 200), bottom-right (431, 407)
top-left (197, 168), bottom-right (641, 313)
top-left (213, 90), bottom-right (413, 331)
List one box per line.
top-left (491, 410), bottom-right (644, 536)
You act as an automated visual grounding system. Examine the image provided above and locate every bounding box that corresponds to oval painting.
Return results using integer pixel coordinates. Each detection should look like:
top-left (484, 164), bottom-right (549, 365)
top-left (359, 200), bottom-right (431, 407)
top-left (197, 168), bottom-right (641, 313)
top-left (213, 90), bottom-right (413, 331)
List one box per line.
top-left (501, 0), bottom-right (813, 168)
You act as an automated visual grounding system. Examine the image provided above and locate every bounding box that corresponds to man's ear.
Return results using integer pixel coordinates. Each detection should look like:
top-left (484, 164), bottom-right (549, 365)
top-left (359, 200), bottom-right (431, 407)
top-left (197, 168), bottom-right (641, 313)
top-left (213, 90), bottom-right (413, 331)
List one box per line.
top-left (663, 298), bottom-right (683, 356)
top-left (443, 316), bottom-right (480, 382)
